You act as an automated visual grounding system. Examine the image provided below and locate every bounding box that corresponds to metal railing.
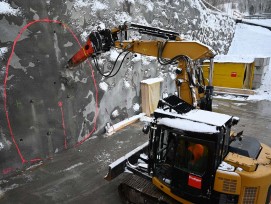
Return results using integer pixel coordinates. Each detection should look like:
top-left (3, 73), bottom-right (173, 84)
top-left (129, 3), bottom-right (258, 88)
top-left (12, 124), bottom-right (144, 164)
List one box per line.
top-left (244, 13), bottom-right (271, 19)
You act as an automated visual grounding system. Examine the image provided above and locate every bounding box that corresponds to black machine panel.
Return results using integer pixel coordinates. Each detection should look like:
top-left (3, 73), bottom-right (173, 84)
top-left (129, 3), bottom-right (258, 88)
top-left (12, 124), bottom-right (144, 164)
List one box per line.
top-left (229, 136), bottom-right (261, 159)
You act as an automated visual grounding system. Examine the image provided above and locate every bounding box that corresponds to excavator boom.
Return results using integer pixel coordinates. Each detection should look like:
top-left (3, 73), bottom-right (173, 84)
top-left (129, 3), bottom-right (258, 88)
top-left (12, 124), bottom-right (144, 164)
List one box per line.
top-left (67, 23), bottom-right (216, 109)
top-left (67, 22), bottom-right (215, 68)
top-left (114, 40), bottom-right (215, 60)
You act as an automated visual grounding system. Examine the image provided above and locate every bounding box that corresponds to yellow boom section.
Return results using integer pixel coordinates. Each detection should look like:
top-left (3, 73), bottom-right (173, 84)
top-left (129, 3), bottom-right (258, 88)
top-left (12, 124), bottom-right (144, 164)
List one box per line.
top-left (114, 40), bottom-right (215, 60)
top-left (115, 40), bottom-right (215, 105)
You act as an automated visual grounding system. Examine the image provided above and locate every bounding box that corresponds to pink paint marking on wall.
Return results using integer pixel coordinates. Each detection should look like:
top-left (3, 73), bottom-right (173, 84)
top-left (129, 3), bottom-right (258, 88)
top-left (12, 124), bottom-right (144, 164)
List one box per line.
top-left (4, 19), bottom-right (99, 168)
top-left (2, 167), bottom-right (14, 175)
top-left (30, 158), bottom-right (43, 163)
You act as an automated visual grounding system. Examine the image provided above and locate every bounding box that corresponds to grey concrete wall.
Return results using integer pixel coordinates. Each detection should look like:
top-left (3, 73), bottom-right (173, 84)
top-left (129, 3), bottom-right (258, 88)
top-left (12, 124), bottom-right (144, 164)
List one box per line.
top-left (0, 0), bottom-right (235, 178)
top-left (253, 57), bottom-right (270, 89)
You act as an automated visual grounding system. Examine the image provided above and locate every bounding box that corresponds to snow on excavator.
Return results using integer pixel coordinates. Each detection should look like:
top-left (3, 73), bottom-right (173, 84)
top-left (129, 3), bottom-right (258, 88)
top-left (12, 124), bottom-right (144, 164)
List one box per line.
top-left (67, 23), bottom-right (271, 204)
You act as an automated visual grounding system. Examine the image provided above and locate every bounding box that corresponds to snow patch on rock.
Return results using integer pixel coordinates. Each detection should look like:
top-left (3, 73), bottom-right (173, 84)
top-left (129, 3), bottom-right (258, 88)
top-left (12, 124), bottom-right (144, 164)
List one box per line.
top-left (92, 1), bottom-right (108, 12)
top-left (99, 82), bottom-right (109, 92)
top-left (74, 0), bottom-right (91, 8)
top-left (133, 103), bottom-right (140, 112)
top-left (0, 47), bottom-right (8, 58)
top-left (123, 80), bottom-right (130, 89)
top-left (0, 142), bottom-right (4, 151)
top-left (112, 110), bottom-right (119, 118)
top-left (115, 12), bottom-right (132, 24)
top-left (110, 49), bottom-right (119, 61)
top-left (0, 2), bottom-right (21, 16)
top-left (64, 41), bottom-right (73, 47)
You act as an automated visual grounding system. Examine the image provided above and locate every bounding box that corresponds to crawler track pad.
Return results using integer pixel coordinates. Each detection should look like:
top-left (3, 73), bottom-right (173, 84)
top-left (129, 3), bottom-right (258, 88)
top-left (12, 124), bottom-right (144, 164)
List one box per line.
top-left (118, 174), bottom-right (179, 204)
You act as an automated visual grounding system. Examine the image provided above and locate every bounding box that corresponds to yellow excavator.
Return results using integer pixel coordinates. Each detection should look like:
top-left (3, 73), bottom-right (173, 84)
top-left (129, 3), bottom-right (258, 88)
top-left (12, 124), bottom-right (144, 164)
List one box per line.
top-left (67, 22), bottom-right (271, 204)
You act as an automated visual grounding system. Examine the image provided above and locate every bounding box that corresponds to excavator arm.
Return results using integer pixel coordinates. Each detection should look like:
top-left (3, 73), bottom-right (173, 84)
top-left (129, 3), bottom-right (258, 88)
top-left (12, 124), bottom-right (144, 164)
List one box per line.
top-left (67, 22), bottom-right (216, 109)
top-left (67, 22), bottom-right (215, 66)
top-left (114, 40), bottom-right (214, 60)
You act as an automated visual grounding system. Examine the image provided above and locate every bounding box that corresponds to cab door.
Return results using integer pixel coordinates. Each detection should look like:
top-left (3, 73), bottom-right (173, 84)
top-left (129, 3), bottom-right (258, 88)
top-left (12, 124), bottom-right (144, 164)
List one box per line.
top-left (170, 136), bottom-right (216, 203)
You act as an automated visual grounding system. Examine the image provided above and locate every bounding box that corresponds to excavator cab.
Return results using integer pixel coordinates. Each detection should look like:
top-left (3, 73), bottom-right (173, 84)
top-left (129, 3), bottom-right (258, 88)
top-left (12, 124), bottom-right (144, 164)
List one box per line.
top-left (108, 95), bottom-right (271, 204)
top-left (144, 95), bottom-right (234, 203)
top-left (151, 128), bottom-right (215, 203)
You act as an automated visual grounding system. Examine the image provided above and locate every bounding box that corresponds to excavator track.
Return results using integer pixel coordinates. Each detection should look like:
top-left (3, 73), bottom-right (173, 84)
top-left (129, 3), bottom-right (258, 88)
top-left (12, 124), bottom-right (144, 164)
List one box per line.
top-left (118, 174), bottom-right (179, 204)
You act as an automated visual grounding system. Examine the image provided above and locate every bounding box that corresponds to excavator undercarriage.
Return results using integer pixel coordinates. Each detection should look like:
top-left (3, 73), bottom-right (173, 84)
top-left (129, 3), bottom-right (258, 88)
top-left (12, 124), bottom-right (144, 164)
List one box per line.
top-left (118, 174), bottom-right (179, 204)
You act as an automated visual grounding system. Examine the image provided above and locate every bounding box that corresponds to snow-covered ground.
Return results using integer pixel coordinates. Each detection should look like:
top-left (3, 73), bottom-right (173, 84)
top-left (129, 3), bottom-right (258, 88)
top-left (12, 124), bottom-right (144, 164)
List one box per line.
top-left (221, 21), bottom-right (271, 101)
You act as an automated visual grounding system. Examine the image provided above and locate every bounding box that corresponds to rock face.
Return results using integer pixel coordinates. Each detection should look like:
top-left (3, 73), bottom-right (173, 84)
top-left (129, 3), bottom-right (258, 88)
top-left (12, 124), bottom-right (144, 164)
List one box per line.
top-left (0, 0), bottom-right (235, 177)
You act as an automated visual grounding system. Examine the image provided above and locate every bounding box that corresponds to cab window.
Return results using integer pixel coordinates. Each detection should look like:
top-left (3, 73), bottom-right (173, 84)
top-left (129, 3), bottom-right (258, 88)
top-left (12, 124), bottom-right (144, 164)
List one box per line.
top-left (175, 138), bottom-right (209, 175)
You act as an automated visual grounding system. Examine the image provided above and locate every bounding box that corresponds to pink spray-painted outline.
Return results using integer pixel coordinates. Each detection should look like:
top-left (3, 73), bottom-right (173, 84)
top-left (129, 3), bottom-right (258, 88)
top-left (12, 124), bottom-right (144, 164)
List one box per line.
top-left (4, 19), bottom-right (99, 164)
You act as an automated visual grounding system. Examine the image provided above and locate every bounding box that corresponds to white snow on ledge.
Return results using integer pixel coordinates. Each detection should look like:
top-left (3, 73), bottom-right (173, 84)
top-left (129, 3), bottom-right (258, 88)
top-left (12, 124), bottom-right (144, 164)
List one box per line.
top-left (214, 55), bottom-right (255, 63)
top-left (157, 117), bottom-right (219, 134)
top-left (218, 161), bottom-right (235, 171)
top-left (106, 113), bottom-right (146, 135)
top-left (155, 108), bottom-right (232, 127)
top-left (141, 77), bottom-right (164, 84)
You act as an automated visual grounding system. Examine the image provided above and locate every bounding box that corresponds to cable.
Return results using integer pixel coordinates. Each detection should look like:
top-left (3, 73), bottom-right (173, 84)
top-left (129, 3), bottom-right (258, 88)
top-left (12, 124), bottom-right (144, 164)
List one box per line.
top-left (157, 41), bottom-right (192, 66)
top-left (186, 60), bottom-right (197, 87)
top-left (107, 51), bottom-right (130, 78)
top-left (92, 42), bottom-right (134, 78)
top-left (195, 65), bottom-right (205, 87)
top-left (155, 41), bottom-right (198, 105)
top-left (93, 49), bottom-right (131, 78)
top-left (156, 40), bottom-right (196, 90)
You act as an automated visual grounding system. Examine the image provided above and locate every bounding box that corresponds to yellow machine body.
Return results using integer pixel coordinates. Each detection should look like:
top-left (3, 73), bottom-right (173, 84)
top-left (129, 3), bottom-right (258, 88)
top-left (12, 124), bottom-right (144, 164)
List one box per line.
top-left (151, 143), bottom-right (271, 204)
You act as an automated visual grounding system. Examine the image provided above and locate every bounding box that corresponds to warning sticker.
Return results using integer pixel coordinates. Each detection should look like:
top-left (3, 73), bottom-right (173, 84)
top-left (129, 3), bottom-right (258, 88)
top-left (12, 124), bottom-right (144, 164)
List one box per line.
top-left (231, 72), bottom-right (237, 77)
top-left (188, 174), bottom-right (202, 189)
